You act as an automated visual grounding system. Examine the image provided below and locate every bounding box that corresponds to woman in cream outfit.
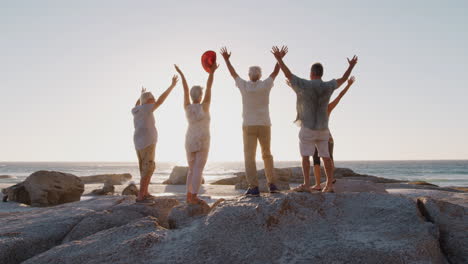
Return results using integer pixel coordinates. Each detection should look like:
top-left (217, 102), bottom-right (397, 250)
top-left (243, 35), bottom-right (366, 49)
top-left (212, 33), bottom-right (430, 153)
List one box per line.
top-left (175, 63), bottom-right (218, 204)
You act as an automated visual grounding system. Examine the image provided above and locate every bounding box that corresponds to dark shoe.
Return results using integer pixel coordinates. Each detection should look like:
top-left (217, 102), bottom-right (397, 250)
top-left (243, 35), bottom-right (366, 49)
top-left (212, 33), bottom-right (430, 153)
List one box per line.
top-left (268, 183), bottom-right (280, 193)
top-left (245, 186), bottom-right (260, 196)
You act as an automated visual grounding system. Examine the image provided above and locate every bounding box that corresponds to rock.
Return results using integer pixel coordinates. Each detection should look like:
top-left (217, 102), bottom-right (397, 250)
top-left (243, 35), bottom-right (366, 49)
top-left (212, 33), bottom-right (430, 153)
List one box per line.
top-left (122, 183), bottom-right (139, 196)
top-left (0, 175), bottom-right (14, 179)
top-left (0, 196), bottom-right (134, 264)
top-left (90, 182), bottom-right (115, 195)
top-left (2, 182), bottom-right (30, 204)
top-left (62, 197), bottom-right (179, 242)
top-left (417, 197), bottom-right (468, 264)
top-left (22, 193), bottom-right (449, 264)
top-left (450, 186), bottom-right (468, 192)
top-left (408, 181), bottom-right (438, 186)
top-left (324, 179), bottom-right (388, 193)
top-left (24, 217), bottom-right (167, 264)
top-left (163, 166), bottom-right (204, 185)
top-left (211, 176), bottom-right (242, 185)
top-left (235, 178), bottom-right (290, 192)
top-left (387, 188), bottom-right (468, 208)
top-left (79, 173), bottom-right (132, 185)
top-left (210, 198), bottom-right (225, 210)
top-left (168, 202), bottom-right (211, 229)
top-left (3, 171), bottom-right (84, 207)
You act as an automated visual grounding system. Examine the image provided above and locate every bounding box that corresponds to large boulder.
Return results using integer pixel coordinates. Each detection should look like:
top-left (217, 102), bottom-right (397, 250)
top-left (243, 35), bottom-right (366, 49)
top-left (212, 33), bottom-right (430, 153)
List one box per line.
top-left (417, 197), bottom-right (468, 264)
top-left (0, 196), bottom-right (134, 264)
top-left (22, 193), bottom-right (449, 264)
top-left (3, 171), bottom-right (84, 207)
top-left (79, 173), bottom-right (132, 185)
top-left (163, 166), bottom-right (204, 185)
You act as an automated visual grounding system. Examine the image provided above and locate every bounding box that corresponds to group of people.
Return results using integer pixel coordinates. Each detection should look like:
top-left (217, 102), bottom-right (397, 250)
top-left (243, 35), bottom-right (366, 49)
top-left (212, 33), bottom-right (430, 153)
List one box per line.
top-left (132, 46), bottom-right (358, 204)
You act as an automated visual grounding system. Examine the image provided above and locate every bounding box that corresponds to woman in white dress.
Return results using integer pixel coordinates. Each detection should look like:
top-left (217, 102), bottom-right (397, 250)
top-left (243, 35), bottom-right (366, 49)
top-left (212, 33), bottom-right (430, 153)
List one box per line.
top-left (174, 63), bottom-right (218, 204)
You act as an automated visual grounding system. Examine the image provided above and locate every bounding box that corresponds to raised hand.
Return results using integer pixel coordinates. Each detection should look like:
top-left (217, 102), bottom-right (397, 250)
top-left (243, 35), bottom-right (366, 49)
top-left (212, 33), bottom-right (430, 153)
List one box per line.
top-left (279, 45), bottom-right (288, 58)
top-left (141, 86), bottom-right (147, 93)
top-left (220, 47), bottom-right (231, 60)
top-left (347, 76), bottom-right (355, 85)
top-left (210, 62), bottom-right (219, 73)
top-left (347, 55), bottom-right (358, 66)
top-left (271, 46), bottom-right (283, 60)
top-left (174, 64), bottom-right (183, 75)
top-left (171, 75), bottom-right (179, 86)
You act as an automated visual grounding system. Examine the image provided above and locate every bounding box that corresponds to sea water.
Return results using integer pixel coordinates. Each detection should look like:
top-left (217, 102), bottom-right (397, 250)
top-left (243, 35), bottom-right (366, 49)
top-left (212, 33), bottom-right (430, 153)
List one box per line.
top-left (0, 160), bottom-right (467, 187)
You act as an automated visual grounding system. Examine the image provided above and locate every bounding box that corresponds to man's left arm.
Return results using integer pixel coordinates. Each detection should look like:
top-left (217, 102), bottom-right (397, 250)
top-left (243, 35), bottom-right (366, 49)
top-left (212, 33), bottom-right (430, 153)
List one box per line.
top-left (335, 55), bottom-right (358, 88)
top-left (269, 46), bottom-right (288, 80)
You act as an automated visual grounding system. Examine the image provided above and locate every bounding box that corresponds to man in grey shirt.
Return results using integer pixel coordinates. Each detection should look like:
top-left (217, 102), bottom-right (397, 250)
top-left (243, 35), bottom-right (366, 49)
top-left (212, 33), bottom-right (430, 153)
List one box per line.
top-left (271, 46), bottom-right (358, 193)
top-left (221, 46), bottom-right (287, 196)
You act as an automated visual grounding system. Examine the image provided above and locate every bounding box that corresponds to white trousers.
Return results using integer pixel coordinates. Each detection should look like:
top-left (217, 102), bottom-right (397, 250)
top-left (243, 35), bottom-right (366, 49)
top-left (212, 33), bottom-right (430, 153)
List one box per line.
top-left (186, 149), bottom-right (209, 194)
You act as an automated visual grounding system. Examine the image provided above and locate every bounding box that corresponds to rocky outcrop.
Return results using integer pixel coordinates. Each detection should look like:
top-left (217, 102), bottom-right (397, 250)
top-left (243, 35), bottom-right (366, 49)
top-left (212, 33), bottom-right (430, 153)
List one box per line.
top-left (235, 178), bottom-right (290, 192)
top-left (212, 167), bottom-right (404, 188)
top-left (163, 166), bottom-right (204, 185)
top-left (79, 173), bottom-right (132, 185)
top-left (90, 182), bottom-right (115, 195)
top-left (18, 193), bottom-right (451, 264)
top-left (0, 175), bottom-right (14, 179)
top-left (417, 197), bottom-right (468, 264)
top-left (2, 171), bottom-right (84, 207)
top-left (122, 182), bottom-right (139, 196)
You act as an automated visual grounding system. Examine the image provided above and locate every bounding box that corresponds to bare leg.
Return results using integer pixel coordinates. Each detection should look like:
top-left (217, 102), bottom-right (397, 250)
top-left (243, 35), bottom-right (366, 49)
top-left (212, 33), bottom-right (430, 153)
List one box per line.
top-left (186, 151), bottom-right (196, 202)
top-left (311, 164), bottom-right (322, 190)
top-left (301, 156), bottom-right (311, 187)
top-left (323, 157), bottom-right (334, 191)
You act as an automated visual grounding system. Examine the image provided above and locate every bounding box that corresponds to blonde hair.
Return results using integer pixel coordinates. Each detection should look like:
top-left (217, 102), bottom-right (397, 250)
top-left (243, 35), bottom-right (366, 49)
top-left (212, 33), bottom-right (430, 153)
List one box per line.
top-left (190, 85), bottom-right (203, 102)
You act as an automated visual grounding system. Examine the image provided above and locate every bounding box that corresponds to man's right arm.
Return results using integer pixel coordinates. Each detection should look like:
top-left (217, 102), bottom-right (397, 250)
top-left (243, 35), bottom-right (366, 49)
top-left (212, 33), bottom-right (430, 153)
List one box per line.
top-left (271, 46), bottom-right (293, 80)
top-left (336, 55), bottom-right (358, 88)
top-left (220, 47), bottom-right (239, 79)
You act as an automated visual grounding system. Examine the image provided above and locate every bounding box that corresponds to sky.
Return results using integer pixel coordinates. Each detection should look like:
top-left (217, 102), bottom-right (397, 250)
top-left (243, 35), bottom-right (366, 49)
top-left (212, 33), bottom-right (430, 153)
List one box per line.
top-left (0, 0), bottom-right (467, 162)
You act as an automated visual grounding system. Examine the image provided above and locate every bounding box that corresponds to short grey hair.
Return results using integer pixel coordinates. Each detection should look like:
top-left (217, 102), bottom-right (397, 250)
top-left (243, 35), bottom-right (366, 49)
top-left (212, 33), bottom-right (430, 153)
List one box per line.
top-left (248, 66), bottom-right (262, 79)
top-left (140, 91), bottom-right (154, 104)
top-left (190, 85), bottom-right (203, 102)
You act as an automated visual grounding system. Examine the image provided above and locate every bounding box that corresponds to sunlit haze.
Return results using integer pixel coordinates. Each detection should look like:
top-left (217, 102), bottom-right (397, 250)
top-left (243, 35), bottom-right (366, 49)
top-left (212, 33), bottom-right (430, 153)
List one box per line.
top-left (1, 0), bottom-right (467, 162)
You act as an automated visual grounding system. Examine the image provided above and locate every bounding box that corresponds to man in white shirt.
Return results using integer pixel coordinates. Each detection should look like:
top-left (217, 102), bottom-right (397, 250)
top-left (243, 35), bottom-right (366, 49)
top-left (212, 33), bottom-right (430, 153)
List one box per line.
top-left (220, 46), bottom-right (287, 196)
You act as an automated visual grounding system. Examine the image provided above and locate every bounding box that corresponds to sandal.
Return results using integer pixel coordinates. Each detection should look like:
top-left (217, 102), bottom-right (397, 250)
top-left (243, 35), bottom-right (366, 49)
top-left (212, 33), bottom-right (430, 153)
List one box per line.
top-left (293, 184), bottom-right (311, 193)
top-left (188, 196), bottom-right (206, 205)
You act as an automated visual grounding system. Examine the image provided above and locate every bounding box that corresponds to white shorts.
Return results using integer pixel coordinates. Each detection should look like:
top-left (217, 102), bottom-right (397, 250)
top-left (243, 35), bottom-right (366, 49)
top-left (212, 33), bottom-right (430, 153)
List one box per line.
top-left (299, 127), bottom-right (330, 158)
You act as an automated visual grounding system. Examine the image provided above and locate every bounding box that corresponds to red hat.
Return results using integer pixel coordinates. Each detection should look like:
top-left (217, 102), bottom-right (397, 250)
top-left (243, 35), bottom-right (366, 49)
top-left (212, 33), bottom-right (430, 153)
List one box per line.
top-left (201, 50), bottom-right (217, 73)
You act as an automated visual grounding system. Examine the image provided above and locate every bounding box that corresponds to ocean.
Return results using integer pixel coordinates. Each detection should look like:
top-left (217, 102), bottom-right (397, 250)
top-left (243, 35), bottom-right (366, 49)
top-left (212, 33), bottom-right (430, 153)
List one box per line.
top-left (1, 160), bottom-right (467, 187)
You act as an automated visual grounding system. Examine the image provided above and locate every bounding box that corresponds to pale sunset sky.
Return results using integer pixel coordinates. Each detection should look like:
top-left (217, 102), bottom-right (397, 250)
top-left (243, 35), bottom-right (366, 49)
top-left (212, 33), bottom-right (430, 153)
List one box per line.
top-left (1, 0), bottom-right (467, 162)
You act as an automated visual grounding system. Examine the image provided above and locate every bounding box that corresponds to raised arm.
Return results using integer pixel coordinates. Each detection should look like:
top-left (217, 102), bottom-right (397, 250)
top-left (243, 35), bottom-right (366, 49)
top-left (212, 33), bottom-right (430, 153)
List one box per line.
top-left (220, 47), bottom-right (239, 79)
top-left (328, 76), bottom-right (355, 114)
top-left (336, 55), bottom-right (358, 88)
top-left (269, 46), bottom-right (288, 80)
top-left (174, 64), bottom-right (190, 107)
top-left (202, 62), bottom-right (219, 112)
top-left (152, 75), bottom-right (178, 111)
top-left (271, 46), bottom-right (293, 80)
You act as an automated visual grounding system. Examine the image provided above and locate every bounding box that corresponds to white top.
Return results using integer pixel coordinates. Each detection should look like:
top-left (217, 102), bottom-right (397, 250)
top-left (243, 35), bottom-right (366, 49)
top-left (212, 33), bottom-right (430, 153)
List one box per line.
top-left (132, 104), bottom-right (157, 150)
top-left (185, 104), bottom-right (211, 153)
top-left (235, 76), bottom-right (274, 126)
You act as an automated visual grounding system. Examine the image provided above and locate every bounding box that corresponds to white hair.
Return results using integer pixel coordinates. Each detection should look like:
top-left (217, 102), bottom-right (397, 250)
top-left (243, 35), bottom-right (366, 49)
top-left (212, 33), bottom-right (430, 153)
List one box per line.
top-left (248, 66), bottom-right (262, 79)
top-left (140, 91), bottom-right (154, 104)
top-left (190, 85), bottom-right (203, 102)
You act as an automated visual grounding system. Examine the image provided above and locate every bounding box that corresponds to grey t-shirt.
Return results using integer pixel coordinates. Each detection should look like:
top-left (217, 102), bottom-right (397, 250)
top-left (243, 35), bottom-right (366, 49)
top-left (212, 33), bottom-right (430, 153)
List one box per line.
top-left (290, 75), bottom-right (338, 130)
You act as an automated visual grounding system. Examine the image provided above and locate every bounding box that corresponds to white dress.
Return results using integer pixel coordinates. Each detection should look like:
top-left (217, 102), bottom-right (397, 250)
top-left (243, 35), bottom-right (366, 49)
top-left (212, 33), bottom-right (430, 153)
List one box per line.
top-left (185, 104), bottom-right (210, 153)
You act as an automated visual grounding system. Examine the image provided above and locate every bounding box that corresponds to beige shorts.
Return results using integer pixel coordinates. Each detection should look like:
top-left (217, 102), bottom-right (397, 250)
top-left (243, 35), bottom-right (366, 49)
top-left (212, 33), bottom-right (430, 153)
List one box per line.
top-left (299, 127), bottom-right (330, 158)
top-left (136, 143), bottom-right (156, 179)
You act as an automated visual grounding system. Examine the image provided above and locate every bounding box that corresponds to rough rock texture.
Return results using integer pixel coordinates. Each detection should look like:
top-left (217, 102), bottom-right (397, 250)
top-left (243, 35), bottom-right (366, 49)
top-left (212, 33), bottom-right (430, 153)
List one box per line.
top-left (235, 178), bottom-right (290, 192)
top-left (90, 182), bottom-right (115, 195)
top-left (0, 196), bottom-right (133, 264)
top-left (387, 188), bottom-right (468, 207)
top-left (122, 182), bottom-right (139, 196)
top-left (162, 166), bottom-right (204, 185)
top-left (24, 217), bottom-right (167, 264)
top-left (3, 171), bottom-right (84, 207)
top-left (79, 173), bottom-right (132, 185)
top-left (168, 202), bottom-right (211, 229)
top-left (418, 197), bottom-right (468, 264)
top-left (2, 183), bottom-right (30, 204)
top-left (326, 179), bottom-right (388, 193)
top-left (62, 197), bottom-right (179, 242)
top-left (23, 193), bottom-right (450, 264)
